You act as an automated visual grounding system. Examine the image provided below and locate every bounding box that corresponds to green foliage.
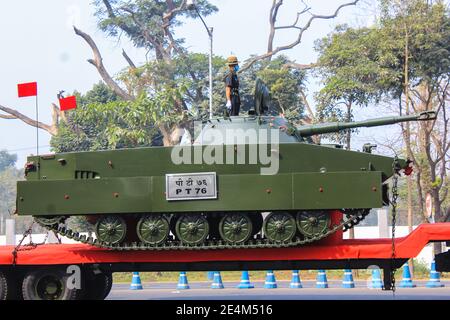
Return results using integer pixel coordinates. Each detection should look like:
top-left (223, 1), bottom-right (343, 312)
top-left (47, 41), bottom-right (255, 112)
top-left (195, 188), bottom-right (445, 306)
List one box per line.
top-left (314, 1), bottom-right (450, 145)
top-left (51, 82), bottom-right (189, 152)
top-left (119, 53), bottom-right (228, 119)
top-left (94, 0), bottom-right (217, 52)
top-left (0, 150), bottom-right (17, 171)
top-left (314, 25), bottom-right (397, 128)
top-left (238, 55), bottom-right (306, 121)
top-left (379, 0), bottom-right (450, 92)
top-left (0, 161), bottom-right (37, 234)
top-left (78, 81), bottom-right (119, 105)
top-left (50, 82), bottom-right (126, 152)
top-left (0, 166), bottom-right (21, 218)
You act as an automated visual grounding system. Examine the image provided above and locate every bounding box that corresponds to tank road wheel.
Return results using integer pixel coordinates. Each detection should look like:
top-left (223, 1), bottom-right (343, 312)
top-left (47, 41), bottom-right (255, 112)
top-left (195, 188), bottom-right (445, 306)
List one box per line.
top-left (95, 216), bottom-right (127, 245)
top-left (263, 212), bottom-right (296, 242)
top-left (175, 214), bottom-right (209, 245)
top-left (296, 211), bottom-right (331, 238)
top-left (22, 269), bottom-right (79, 300)
top-left (219, 213), bottom-right (253, 244)
top-left (136, 214), bottom-right (170, 245)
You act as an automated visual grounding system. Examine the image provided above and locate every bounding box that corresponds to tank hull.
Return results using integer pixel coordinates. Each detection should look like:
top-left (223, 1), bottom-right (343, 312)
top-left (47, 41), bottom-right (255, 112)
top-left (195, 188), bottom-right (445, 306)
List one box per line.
top-left (17, 142), bottom-right (399, 217)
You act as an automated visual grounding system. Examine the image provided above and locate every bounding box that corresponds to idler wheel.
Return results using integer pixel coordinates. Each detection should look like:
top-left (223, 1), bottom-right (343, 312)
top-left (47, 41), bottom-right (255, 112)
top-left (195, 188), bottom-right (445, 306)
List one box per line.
top-left (263, 212), bottom-right (296, 242)
top-left (136, 214), bottom-right (170, 245)
top-left (219, 213), bottom-right (253, 244)
top-left (95, 215), bottom-right (127, 245)
top-left (175, 214), bottom-right (209, 245)
top-left (296, 211), bottom-right (330, 238)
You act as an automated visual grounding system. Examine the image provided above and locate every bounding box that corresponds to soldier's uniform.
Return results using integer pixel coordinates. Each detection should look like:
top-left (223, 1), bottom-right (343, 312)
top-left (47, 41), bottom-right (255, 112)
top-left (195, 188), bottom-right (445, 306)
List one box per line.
top-left (224, 55), bottom-right (241, 116)
top-left (224, 71), bottom-right (240, 116)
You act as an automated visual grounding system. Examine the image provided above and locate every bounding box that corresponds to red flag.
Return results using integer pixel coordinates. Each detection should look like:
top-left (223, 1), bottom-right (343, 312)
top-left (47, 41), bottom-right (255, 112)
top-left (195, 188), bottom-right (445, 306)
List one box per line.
top-left (18, 82), bottom-right (38, 97)
top-left (59, 95), bottom-right (77, 111)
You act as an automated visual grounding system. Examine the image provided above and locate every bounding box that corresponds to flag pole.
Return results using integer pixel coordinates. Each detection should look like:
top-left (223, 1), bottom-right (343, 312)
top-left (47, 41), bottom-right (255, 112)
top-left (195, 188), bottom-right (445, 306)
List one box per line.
top-left (35, 94), bottom-right (39, 156)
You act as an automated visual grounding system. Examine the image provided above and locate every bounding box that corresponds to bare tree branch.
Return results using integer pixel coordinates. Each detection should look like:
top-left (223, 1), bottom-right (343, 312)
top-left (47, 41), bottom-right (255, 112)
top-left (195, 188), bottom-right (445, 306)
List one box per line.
top-left (163, 0), bottom-right (188, 29)
top-left (122, 49), bottom-right (137, 69)
top-left (268, 0), bottom-right (284, 53)
top-left (0, 104), bottom-right (57, 135)
top-left (274, 1), bottom-right (311, 31)
top-left (240, 0), bottom-right (360, 73)
top-left (0, 114), bottom-right (17, 119)
top-left (74, 26), bottom-right (134, 101)
top-left (284, 62), bottom-right (316, 70)
top-left (299, 88), bottom-right (315, 123)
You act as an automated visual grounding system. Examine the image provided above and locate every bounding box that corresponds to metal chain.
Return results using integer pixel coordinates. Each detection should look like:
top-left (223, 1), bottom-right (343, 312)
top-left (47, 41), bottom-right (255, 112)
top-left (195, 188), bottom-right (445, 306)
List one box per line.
top-left (390, 158), bottom-right (400, 293)
top-left (12, 222), bottom-right (49, 265)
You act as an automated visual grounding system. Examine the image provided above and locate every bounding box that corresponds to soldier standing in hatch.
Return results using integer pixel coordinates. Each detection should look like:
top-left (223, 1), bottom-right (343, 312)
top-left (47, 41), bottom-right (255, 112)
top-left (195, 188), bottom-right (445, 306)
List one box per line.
top-left (224, 55), bottom-right (241, 116)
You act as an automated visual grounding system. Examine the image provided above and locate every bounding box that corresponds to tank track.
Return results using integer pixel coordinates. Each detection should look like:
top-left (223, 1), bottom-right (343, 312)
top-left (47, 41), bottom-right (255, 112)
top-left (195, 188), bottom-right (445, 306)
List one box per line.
top-left (36, 209), bottom-right (370, 251)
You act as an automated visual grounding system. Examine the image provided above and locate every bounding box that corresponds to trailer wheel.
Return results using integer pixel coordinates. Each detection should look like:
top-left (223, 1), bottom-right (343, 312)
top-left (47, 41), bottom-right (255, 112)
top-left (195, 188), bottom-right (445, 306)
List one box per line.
top-left (0, 271), bottom-right (23, 300)
top-left (0, 272), bottom-right (7, 300)
top-left (82, 271), bottom-right (113, 300)
top-left (22, 268), bottom-right (79, 300)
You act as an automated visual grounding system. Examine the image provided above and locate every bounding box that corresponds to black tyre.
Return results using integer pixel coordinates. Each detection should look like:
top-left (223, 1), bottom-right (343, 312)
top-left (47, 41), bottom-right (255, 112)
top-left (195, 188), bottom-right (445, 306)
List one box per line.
top-left (81, 271), bottom-right (113, 300)
top-left (22, 268), bottom-right (80, 300)
top-left (250, 212), bottom-right (263, 236)
top-left (0, 271), bottom-right (23, 300)
top-left (207, 215), bottom-right (221, 240)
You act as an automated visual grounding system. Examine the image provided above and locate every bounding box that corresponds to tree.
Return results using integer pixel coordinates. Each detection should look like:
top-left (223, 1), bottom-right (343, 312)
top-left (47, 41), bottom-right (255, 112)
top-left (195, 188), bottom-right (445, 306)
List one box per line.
top-left (314, 24), bottom-right (400, 147)
top-left (377, 0), bottom-right (450, 240)
top-left (0, 150), bottom-right (17, 171)
top-left (71, 0), bottom-right (218, 146)
top-left (0, 156), bottom-right (41, 234)
top-left (240, 0), bottom-right (361, 72)
top-left (312, 0), bottom-right (449, 249)
top-left (0, 1), bottom-right (362, 148)
top-left (237, 56), bottom-right (307, 122)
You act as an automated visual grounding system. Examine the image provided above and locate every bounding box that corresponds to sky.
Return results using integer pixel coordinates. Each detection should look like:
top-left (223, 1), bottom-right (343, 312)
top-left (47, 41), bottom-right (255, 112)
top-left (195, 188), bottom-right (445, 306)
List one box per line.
top-left (0, 0), bottom-right (396, 167)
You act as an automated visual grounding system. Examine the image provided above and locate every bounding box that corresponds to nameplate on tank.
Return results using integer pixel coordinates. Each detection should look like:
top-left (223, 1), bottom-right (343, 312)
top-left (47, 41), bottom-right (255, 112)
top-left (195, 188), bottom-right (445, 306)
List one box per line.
top-left (166, 172), bottom-right (217, 201)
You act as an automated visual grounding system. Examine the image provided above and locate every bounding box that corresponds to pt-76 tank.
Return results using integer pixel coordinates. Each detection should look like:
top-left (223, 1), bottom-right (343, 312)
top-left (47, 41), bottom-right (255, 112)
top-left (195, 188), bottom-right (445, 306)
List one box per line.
top-left (16, 106), bottom-right (436, 250)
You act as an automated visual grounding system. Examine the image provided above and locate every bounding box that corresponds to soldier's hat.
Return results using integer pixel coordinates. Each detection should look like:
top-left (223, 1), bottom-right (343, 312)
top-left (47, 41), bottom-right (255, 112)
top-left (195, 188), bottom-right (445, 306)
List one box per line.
top-left (227, 55), bottom-right (239, 66)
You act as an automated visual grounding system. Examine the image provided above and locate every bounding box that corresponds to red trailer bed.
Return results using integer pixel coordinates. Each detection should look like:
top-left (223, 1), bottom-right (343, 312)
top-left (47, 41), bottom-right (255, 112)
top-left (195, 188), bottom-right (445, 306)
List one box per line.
top-left (1, 223), bottom-right (449, 266)
top-left (1, 222), bottom-right (450, 299)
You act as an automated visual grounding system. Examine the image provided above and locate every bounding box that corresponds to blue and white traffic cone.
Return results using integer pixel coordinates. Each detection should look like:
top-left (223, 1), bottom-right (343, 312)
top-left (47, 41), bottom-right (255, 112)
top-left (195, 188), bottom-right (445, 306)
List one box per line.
top-left (177, 271), bottom-right (190, 290)
top-left (211, 271), bottom-right (224, 289)
top-left (316, 270), bottom-right (329, 288)
top-left (342, 269), bottom-right (355, 288)
top-left (264, 270), bottom-right (277, 289)
top-left (237, 271), bottom-right (254, 289)
top-left (426, 261), bottom-right (444, 288)
top-left (368, 269), bottom-right (383, 289)
top-left (290, 270), bottom-right (302, 288)
top-left (207, 271), bottom-right (214, 281)
top-left (130, 272), bottom-right (143, 290)
top-left (399, 263), bottom-right (416, 288)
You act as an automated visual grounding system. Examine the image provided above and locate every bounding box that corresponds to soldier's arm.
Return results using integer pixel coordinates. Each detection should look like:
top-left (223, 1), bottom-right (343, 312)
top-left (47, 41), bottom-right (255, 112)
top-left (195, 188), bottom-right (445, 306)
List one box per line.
top-left (226, 86), bottom-right (231, 101)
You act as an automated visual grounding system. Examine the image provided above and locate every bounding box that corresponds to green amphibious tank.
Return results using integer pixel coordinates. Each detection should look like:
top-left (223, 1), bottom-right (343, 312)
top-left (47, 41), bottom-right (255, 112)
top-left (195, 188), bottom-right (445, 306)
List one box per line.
top-left (15, 94), bottom-right (436, 250)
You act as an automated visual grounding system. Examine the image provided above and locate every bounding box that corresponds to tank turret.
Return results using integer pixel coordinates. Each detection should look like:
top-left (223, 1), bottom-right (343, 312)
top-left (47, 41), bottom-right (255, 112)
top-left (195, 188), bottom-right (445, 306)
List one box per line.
top-left (295, 111), bottom-right (436, 138)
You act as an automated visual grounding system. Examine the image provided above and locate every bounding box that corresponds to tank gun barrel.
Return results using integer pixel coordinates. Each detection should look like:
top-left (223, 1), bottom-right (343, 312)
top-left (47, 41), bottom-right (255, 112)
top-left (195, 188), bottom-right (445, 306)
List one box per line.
top-left (296, 111), bottom-right (437, 137)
